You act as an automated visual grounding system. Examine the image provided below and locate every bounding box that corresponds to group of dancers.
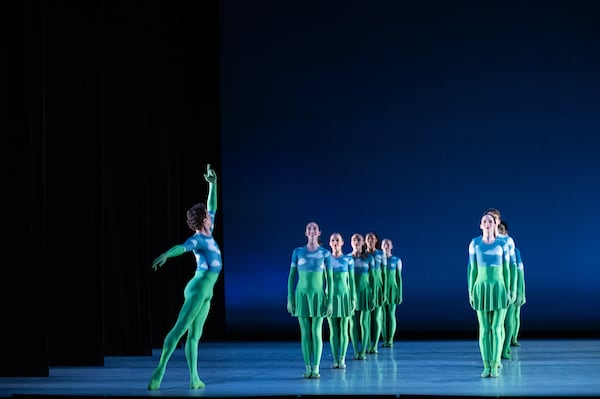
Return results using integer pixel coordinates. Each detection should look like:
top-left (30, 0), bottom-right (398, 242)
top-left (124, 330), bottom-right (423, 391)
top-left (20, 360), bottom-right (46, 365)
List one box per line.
top-left (144, 165), bottom-right (526, 390)
top-left (469, 208), bottom-right (527, 378)
top-left (286, 224), bottom-right (403, 378)
top-left (286, 208), bottom-right (527, 380)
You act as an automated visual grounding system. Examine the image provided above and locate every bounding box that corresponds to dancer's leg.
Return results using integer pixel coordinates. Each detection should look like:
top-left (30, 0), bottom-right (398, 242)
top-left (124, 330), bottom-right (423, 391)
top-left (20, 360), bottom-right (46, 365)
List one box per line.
top-left (327, 317), bottom-right (340, 367)
top-left (298, 317), bottom-right (313, 378)
top-left (349, 314), bottom-right (360, 359)
top-left (359, 310), bottom-right (371, 359)
top-left (490, 308), bottom-right (508, 377)
top-left (384, 304), bottom-right (396, 346)
top-left (148, 295), bottom-right (203, 390)
top-left (185, 299), bottom-right (211, 389)
top-left (512, 305), bottom-right (522, 346)
top-left (369, 306), bottom-right (383, 353)
top-left (476, 310), bottom-right (492, 377)
top-left (502, 304), bottom-right (516, 359)
top-left (339, 317), bottom-right (350, 367)
top-left (310, 317), bottom-right (324, 378)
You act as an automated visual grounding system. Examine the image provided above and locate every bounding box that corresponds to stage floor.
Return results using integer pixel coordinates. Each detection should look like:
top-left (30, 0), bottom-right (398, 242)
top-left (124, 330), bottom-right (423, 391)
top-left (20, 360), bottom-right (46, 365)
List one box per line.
top-left (1, 339), bottom-right (599, 398)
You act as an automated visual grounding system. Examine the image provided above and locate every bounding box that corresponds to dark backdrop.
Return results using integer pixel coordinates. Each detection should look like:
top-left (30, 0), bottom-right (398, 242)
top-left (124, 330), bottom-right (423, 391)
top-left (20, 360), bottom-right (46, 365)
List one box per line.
top-left (2, 0), bottom-right (599, 377)
top-left (2, 0), bottom-right (222, 376)
top-left (219, 0), bottom-right (600, 337)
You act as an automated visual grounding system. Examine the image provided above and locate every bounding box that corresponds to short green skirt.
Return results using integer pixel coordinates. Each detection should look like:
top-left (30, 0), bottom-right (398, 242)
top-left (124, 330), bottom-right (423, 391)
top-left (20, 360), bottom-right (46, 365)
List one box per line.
top-left (354, 273), bottom-right (373, 311)
top-left (330, 290), bottom-right (354, 318)
top-left (294, 288), bottom-right (328, 317)
top-left (471, 267), bottom-right (509, 311)
top-left (371, 270), bottom-right (384, 307)
top-left (384, 271), bottom-right (402, 305)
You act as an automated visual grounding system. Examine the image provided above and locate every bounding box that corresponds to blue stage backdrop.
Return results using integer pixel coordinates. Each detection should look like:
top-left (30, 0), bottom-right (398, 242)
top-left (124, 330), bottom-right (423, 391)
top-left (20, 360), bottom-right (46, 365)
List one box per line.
top-left (218, 1), bottom-right (600, 336)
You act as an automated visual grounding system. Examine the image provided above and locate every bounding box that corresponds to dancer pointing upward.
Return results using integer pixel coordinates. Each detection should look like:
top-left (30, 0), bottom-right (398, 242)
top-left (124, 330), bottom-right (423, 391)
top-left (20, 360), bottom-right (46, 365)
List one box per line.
top-left (148, 164), bottom-right (222, 390)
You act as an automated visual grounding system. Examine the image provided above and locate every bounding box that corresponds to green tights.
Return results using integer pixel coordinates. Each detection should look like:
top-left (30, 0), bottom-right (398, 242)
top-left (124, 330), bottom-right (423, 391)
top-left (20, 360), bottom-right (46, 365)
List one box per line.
top-left (476, 308), bottom-right (507, 376)
top-left (350, 310), bottom-right (370, 359)
top-left (382, 304), bottom-right (397, 346)
top-left (148, 273), bottom-right (215, 390)
top-left (327, 316), bottom-right (350, 367)
top-left (502, 304), bottom-right (517, 358)
top-left (298, 316), bottom-right (324, 378)
top-left (369, 306), bottom-right (383, 352)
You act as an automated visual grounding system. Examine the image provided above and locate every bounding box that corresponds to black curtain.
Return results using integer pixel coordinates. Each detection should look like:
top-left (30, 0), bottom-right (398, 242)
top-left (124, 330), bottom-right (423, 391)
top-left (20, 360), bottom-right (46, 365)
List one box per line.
top-left (1, 0), bottom-right (222, 375)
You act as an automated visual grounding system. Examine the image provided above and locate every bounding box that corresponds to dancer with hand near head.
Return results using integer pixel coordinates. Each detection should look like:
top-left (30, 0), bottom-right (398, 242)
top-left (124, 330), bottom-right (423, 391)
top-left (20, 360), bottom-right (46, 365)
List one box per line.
top-left (148, 164), bottom-right (221, 391)
top-left (287, 222), bottom-right (334, 379)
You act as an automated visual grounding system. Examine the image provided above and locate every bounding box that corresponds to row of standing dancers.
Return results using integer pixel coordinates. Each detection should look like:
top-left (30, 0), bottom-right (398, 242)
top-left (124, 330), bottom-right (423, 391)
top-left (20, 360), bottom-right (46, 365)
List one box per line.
top-left (286, 208), bottom-right (526, 379)
top-left (144, 165), bottom-right (526, 390)
top-left (286, 224), bottom-right (403, 378)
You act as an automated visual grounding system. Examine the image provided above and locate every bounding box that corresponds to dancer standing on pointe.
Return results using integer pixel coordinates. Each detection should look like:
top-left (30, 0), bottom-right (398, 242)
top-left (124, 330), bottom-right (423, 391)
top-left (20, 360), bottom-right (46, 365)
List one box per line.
top-left (468, 213), bottom-right (510, 378)
top-left (148, 164), bottom-right (221, 390)
top-left (287, 222), bottom-right (334, 378)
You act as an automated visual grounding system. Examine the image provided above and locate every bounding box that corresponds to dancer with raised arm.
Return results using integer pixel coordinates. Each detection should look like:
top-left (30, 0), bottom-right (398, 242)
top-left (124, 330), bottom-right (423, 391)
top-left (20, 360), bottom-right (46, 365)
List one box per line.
top-left (148, 164), bottom-right (221, 390)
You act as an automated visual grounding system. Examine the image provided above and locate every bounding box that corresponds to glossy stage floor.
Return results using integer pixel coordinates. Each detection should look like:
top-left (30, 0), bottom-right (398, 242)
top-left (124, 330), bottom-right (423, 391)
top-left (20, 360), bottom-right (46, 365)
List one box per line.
top-left (1, 339), bottom-right (600, 398)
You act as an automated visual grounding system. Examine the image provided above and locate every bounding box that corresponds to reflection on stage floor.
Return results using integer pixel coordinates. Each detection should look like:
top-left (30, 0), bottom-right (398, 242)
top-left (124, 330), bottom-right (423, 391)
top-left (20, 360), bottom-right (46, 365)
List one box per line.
top-left (1, 339), bottom-right (600, 398)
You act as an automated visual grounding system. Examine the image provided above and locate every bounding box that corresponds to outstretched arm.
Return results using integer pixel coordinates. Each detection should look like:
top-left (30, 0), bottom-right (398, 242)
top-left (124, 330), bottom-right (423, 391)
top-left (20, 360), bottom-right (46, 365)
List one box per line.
top-left (204, 164), bottom-right (217, 213)
top-left (152, 245), bottom-right (186, 271)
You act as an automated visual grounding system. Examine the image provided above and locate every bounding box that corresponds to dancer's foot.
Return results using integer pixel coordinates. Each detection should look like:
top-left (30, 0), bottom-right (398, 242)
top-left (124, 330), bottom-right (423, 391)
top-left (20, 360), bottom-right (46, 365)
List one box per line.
top-left (190, 378), bottom-right (205, 389)
top-left (480, 368), bottom-right (490, 378)
top-left (331, 362), bottom-right (339, 369)
top-left (148, 368), bottom-right (165, 391)
top-left (511, 340), bottom-right (521, 347)
top-left (338, 362), bottom-right (346, 369)
top-left (311, 366), bottom-right (320, 379)
top-left (501, 351), bottom-right (512, 360)
top-left (358, 353), bottom-right (367, 360)
top-left (490, 367), bottom-right (500, 378)
top-left (303, 365), bottom-right (312, 379)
